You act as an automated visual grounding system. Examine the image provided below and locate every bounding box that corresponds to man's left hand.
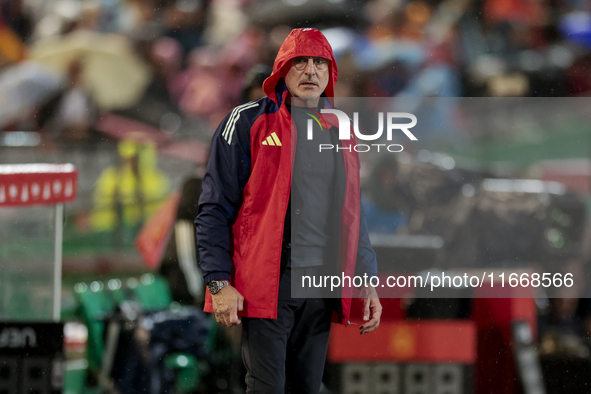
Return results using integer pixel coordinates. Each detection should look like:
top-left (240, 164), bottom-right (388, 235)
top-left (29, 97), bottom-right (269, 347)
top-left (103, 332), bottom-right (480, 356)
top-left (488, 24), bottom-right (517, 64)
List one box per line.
top-left (359, 286), bottom-right (382, 335)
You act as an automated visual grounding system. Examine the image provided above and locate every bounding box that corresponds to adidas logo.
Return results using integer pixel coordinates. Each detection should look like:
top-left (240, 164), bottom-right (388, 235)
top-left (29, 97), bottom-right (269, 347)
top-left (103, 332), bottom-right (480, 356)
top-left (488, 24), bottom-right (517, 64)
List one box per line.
top-left (262, 132), bottom-right (282, 146)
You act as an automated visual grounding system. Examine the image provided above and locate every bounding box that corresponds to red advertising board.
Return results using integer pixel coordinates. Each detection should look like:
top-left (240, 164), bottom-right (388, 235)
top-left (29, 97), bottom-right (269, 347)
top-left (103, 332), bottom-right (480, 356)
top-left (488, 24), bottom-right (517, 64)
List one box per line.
top-left (0, 164), bottom-right (78, 207)
top-left (329, 320), bottom-right (476, 363)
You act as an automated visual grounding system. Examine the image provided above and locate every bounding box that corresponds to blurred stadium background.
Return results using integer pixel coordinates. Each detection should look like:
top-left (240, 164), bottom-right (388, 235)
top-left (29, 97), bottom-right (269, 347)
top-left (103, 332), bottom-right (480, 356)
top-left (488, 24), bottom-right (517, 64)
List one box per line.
top-left (2, 0), bottom-right (591, 392)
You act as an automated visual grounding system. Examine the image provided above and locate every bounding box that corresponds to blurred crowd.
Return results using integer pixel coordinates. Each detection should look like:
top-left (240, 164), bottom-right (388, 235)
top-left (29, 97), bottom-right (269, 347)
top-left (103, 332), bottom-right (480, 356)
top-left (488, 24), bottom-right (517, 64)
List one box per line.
top-left (0, 0), bottom-right (590, 146)
top-left (4, 0), bottom-right (591, 373)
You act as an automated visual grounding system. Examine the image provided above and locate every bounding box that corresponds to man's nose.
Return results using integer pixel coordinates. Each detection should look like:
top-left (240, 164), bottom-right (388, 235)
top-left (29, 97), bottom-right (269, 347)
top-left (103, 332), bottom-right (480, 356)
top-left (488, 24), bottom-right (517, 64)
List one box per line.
top-left (304, 58), bottom-right (317, 75)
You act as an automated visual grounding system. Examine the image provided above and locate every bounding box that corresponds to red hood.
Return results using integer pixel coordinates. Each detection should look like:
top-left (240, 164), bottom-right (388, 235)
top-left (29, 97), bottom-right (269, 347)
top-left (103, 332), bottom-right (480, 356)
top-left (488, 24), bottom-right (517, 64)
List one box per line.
top-left (263, 28), bottom-right (338, 106)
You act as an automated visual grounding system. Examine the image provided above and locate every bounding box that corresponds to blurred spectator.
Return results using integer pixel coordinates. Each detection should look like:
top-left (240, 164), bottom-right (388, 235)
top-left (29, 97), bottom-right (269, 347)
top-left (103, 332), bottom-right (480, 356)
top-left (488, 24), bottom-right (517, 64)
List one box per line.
top-left (163, 0), bottom-right (210, 56)
top-left (202, 0), bottom-right (246, 47)
top-left (39, 60), bottom-right (97, 142)
top-left (0, 0), bottom-right (33, 42)
top-left (363, 156), bottom-right (411, 233)
top-left (177, 47), bottom-right (233, 129)
top-left (539, 297), bottom-right (590, 357)
top-left (152, 36), bottom-right (185, 101)
top-left (138, 36), bottom-right (183, 107)
top-left (0, 21), bottom-right (26, 67)
top-left (91, 140), bottom-right (170, 233)
top-left (159, 173), bottom-right (204, 307)
top-left (241, 64), bottom-right (271, 103)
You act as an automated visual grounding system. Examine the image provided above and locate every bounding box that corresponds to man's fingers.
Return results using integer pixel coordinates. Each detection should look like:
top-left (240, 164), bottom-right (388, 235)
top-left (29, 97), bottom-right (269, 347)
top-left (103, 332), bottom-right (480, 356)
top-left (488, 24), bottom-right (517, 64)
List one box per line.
top-left (230, 315), bottom-right (241, 325)
top-left (359, 298), bottom-right (382, 334)
top-left (359, 316), bottom-right (378, 330)
top-left (218, 314), bottom-right (229, 327)
top-left (229, 305), bottom-right (241, 325)
top-left (360, 317), bottom-right (379, 334)
top-left (229, 297), bottom-right (243, 325)
top-left (219, 313), bottom-right (239, 326)
top-left (372, 304), bottom-right (383, 320)
top-left (212, 286), bottom-right (244, 327)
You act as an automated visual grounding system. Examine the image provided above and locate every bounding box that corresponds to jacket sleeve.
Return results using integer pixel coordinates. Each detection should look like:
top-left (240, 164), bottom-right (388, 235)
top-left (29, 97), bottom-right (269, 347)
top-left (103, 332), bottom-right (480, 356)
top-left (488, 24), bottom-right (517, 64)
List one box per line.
top-left (355, 195), bottom-right (378, 278)
top-left (194, 108), bottom-right (252, 284)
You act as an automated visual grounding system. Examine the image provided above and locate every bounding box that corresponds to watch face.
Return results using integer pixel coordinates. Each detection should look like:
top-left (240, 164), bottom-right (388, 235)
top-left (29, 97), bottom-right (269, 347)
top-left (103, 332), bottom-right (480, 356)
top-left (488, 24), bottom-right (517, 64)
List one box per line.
top-left (209, 281), bottom-right (227, 294)
top-left (209, 281), bottom-right (219, 294)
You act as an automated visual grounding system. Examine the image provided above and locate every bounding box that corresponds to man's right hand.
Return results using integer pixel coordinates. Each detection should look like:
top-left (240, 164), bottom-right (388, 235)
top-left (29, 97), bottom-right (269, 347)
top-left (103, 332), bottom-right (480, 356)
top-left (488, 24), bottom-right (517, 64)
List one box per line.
top-left (211, 285), bottom-right (244, 326)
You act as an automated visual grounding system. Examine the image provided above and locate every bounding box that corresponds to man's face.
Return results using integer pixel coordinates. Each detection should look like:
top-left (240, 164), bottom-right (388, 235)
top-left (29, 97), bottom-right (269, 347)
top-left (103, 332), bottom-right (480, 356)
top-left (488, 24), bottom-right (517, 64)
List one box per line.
top-left (284, 56), bottom-right (330, 106)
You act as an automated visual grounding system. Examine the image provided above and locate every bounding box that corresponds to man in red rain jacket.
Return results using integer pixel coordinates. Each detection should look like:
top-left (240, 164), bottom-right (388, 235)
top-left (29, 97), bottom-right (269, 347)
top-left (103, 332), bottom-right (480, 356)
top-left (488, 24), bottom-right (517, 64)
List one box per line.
top-left (195, 28), bottom-right (382, 393)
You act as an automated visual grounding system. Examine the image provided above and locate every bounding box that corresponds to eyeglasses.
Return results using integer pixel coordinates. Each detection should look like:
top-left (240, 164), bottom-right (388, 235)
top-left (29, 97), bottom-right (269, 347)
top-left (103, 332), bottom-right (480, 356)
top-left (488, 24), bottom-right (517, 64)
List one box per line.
top-left (291, 56), bottom-right (329, 71)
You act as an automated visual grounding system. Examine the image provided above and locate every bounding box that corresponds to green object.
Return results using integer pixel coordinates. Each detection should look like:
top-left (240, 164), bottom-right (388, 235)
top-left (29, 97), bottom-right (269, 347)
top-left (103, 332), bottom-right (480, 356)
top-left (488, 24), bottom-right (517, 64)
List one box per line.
top-left (131, 274), bottom-right (173, 311)
top-left (0, 205), bottom-right (56, 322)
top-left (74, 281), bottom-right (116, 372)
top-left (165, 354), bottom-right (200, 393)
top-left (104, 278), bottom-right (127, 305)
top-left (71, 275), bottom-right (208, 394)
top-left (64, 360), bottom-right (88, 394)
